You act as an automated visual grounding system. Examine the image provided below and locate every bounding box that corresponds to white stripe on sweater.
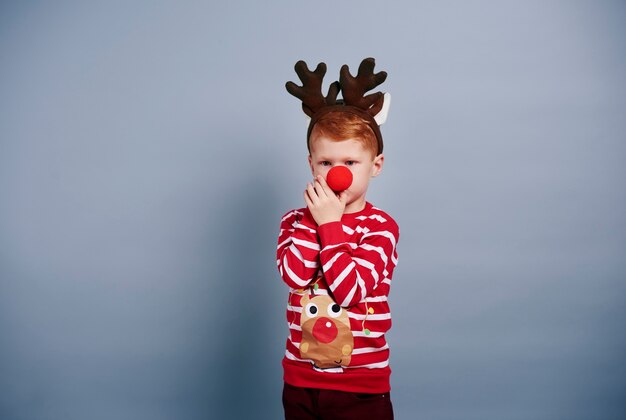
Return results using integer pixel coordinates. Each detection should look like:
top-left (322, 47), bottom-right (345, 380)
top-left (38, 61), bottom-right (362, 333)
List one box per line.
top-left (328, 261), bottom-right (356, 292)
top-left (281, 210), bottom-right (303, 221)
top-left (283, 257), bottom-right (310, 287)
top-left (362, 230), bottom-right (396, 250)
top-left (285, 348), bottom-right (307, 363)
top-left (292, 237), bottom-right (320, 251)
top-left (356, 214), bottom-right (387, 223)
top-left (357, 271), bottom-right (367, 302)
top-left (277, 237), bottom-right (292, 250)
top-left (296, 223), bottom-right (316, 234)
top-left (322, 252), bottom-right (344, 272)
top-left (351, 344), bottom-right (389, 354)
top-left (354, 257), bottom-right (379, 284)
top-left (359, 244), bottom-right (387, 266)
top-left (348, 312), bottom-right (391, 321)
top-left (345, 360), bottom-right (389, 369)
top-left (340, 280), bottom-right (358, 307)
top-left (288, 244), bottom-right (318, 268)
top-left (353, 330), bottom-right (384, 338)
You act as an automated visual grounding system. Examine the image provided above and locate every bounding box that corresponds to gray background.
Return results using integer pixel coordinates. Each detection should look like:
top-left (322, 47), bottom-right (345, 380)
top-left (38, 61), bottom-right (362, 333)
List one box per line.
top-left (1, 1), bottom-right (625, 419)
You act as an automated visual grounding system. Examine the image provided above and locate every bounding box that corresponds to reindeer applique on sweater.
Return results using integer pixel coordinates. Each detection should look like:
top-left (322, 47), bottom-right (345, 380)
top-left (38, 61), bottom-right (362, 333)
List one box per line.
top-left (299, 291), bottom-right (354, 369)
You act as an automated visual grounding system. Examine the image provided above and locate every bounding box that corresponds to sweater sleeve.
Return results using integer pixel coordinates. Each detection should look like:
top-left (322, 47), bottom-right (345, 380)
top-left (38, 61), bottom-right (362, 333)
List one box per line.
top-left (317, 218), bottom-right (399, 308)
top-left (276, 208), bottom-right (321, 289)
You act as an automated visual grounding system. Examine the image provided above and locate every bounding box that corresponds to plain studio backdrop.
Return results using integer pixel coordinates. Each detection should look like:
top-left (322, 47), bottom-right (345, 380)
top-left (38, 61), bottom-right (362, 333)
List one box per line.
top-left (1, 1), bottom-right (625, 419)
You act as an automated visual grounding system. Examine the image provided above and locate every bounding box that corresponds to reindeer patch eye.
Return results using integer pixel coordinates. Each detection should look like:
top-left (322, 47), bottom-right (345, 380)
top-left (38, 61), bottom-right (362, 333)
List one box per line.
top-left (327, 303), bottom-right (342, 318)
top-left (305, 303), bottom-right (319, 317)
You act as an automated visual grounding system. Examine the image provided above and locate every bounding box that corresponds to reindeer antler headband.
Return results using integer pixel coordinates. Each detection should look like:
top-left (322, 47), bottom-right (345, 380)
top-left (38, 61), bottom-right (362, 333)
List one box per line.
top-left (286, 57), bottom-right (391, 155)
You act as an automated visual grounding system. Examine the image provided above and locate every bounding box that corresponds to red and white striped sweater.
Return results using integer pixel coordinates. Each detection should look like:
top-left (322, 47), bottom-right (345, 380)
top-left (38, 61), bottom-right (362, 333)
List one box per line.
top-left (276, 202), bottom-right (399, 393)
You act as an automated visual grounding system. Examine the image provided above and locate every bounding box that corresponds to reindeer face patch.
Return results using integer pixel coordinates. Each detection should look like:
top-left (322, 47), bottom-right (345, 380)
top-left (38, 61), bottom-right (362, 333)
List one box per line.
top-left (299, 293), bottom-right (354, 369)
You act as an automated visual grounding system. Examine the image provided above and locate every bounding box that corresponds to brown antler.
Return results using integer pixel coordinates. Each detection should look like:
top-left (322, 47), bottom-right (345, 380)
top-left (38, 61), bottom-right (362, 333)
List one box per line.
top-left (339, 57), bottom-right (387, 117)
top-left (286, 61), bottom-right (340, 117)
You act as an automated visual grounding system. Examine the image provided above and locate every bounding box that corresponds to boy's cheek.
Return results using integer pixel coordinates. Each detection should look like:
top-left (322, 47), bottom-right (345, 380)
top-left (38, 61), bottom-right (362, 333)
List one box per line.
top-left (314, 168), bottom-right (330, 178)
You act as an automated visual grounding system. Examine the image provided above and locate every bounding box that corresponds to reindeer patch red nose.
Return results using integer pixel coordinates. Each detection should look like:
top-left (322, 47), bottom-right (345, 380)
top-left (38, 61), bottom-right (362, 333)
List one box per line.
top-left (326, 166), bottom-right (353, 192)
top-left (312, 317), bottom-right (338, 343)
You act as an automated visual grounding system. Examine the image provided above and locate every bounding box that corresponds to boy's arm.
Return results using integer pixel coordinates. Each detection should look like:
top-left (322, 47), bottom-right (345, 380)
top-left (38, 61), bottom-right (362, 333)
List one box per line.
top-left (317, 218), bottom-right (399, 308)
top-left (276, 208), bottom-right (320, 289)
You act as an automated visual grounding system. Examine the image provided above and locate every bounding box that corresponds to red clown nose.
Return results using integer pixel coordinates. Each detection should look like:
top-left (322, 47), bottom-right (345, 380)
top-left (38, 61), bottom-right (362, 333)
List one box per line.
top-left (326, 166), bottom-right (353, 192)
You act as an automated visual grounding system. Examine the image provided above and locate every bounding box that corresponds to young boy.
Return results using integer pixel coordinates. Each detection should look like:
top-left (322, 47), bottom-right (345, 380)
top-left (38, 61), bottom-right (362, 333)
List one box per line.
top-left (277, 58), bottom-right (399, 419)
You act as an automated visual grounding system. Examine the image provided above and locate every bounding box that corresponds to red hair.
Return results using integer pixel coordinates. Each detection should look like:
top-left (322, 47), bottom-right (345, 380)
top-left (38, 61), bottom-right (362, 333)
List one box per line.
top-left (308, 111), bottom-right (378, 158)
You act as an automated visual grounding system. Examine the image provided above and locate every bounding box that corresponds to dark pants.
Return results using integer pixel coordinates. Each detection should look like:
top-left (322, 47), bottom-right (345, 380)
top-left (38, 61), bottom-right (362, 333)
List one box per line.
top-left (283, 382), bottom-right (394, 420)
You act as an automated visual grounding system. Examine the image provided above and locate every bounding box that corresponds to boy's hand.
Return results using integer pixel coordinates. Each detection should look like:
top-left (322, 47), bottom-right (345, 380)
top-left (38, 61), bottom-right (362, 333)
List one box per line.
top-left (304, 175), bottom-right (347, 226)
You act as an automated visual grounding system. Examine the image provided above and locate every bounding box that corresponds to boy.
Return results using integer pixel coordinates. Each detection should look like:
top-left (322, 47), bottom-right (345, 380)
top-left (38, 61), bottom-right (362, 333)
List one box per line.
top-left (277, 58), bottom-right (399, 420)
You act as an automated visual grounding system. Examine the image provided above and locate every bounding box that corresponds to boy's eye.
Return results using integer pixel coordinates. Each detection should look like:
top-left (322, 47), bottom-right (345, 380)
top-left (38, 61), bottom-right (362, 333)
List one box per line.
top-left (346, 161), bottom-right (356, 166)
top-left (321, 161), bottom-right (332, 166)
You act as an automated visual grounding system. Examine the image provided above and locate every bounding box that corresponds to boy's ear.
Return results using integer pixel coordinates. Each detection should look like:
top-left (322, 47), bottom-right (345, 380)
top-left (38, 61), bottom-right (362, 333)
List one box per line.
top-left (371, 153), bottom-right (384, 177)
top-left (308, 155), bottom-right (314, 174)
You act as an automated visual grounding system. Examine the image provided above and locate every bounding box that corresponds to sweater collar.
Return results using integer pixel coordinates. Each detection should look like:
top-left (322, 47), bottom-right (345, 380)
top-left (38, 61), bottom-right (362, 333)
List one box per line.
top-left (342, 201), bottom-right (373, 221)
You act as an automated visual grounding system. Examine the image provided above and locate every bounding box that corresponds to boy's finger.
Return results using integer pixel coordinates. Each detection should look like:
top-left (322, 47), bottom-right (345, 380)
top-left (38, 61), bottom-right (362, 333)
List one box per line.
top-left (314, 180), bottom-right (328, 198)
top-left (317, 175), bottom-right (330, 188)
top-left (315, 176), bottom-right (331, 198)
top-left (306, 183), bottom-right (319, 204)
top-left (303, 190), bottom-right (314, 208)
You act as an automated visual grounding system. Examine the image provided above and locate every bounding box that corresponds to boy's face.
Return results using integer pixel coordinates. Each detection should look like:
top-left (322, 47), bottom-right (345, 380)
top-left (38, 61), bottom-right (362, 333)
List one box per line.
top-left (308, 135), bottom-right (384, 214)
